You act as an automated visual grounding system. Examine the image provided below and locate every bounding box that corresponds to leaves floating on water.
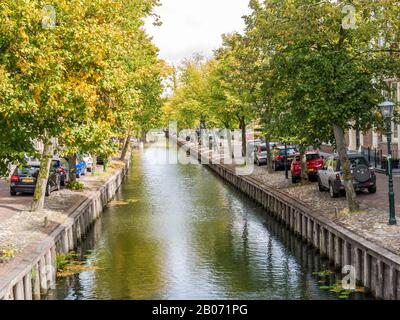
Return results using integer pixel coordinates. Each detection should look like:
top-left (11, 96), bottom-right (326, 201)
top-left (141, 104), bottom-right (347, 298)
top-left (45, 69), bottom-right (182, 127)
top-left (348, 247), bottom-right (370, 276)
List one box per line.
top-left (56, 251), bottom-right (97, 278)
top-left (108, 199), bottom-right (139, 207)
top-left (313, 269), bottom-right (367, 299)
top-left (312, 270), bottom-right (334, 277)
top-left (318, 285), bottom-right (331, 290)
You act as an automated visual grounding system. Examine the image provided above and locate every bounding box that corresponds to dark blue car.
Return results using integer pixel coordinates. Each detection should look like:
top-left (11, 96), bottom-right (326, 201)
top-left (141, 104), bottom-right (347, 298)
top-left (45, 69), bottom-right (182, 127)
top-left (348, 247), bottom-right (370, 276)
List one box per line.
top-left (10, 165), bottom-right (61, 196)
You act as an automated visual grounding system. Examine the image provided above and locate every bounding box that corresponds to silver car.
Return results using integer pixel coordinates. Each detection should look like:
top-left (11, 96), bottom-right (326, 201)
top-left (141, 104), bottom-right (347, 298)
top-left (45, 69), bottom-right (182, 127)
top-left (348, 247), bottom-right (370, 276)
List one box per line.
top-left (247, 139), bottom-right (262, 159)
top-left (317, 153), bottom-right (376, 198)
top-left (254, 142), bottom-right (279, 166)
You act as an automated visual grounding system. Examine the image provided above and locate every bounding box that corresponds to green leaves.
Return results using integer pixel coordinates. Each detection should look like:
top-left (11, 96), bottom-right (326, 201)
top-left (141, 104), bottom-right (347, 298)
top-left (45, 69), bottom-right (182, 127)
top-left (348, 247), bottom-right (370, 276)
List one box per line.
top-left (0, 0), bottom-right (163, 176)
top-left (245, 0), bottom-right (399, 147)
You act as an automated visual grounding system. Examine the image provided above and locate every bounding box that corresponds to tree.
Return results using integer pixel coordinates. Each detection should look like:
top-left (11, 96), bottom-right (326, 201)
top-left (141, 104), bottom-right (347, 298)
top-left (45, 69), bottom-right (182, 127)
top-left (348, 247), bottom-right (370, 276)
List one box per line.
top-left (213, 33), bottom-right (257, 157)
top-left (0, 0), bottom-right (162, 211)
top-left (168, 56), bottom-right (217, 131)
top-left (245, 0), bottom-right (399, 211)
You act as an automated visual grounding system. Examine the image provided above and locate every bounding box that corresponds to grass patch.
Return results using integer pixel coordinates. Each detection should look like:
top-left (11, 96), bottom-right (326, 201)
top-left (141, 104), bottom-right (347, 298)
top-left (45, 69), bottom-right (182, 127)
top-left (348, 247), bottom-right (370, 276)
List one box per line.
top-left (0, 245), bottom-right (18, 263)
top-left (91, 172), bottom-right (106, 177)
top-left (67, 181), bottom-right (85, 191)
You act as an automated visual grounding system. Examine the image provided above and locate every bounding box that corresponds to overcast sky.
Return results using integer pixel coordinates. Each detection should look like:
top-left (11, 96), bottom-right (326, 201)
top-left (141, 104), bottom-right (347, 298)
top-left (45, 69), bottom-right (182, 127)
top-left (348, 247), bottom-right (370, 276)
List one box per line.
top-left (145, 0), bottom-right (251, 64)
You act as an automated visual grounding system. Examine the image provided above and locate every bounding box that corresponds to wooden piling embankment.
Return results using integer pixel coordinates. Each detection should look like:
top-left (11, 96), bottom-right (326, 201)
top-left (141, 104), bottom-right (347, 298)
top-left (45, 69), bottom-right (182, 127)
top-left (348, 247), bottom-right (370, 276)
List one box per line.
top-left (177, 138), bottom-right (400, 300)
top-left (0, 158), bottom-right (130, 300)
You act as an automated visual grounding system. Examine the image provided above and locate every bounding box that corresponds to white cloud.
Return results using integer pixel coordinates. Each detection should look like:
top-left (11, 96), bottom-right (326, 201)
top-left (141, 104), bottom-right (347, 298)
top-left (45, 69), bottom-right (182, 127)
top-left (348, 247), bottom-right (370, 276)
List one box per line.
top-left (145, 0), bottom-right (251, 64)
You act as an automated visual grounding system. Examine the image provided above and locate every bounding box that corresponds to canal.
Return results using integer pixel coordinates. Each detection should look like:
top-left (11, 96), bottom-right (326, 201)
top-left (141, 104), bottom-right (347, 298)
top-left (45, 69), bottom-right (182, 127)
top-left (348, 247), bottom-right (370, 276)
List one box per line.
top-left (45, 140), bottom-right (371, 300)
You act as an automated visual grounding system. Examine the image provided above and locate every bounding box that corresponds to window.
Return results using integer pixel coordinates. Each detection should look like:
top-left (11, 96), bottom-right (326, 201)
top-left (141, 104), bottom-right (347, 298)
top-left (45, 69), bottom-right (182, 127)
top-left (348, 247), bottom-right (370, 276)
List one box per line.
top-left (324, 158), bottom-right (331, 170)
top-left (278, 148), bottom-right (297, 156)
top-left (306, 154), bottom-right (320, 161)
top-left (338, 157), bottom-right (368, 170)
top-left (349, 157), bottom-right (368, 167)
top-left (60, 158), bottom-right (69, 170)
top-left (331, 159), bottom-right (338, 171)
top-left (16, 166), bottom-right (40, 177)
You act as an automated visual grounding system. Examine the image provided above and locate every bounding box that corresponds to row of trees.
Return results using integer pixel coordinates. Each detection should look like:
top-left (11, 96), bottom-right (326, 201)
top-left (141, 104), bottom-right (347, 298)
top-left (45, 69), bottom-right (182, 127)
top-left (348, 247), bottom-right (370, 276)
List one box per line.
top-left (165, 0), bottom-right (400, 212)
top-left (0, 0), bottom-right (165, 211)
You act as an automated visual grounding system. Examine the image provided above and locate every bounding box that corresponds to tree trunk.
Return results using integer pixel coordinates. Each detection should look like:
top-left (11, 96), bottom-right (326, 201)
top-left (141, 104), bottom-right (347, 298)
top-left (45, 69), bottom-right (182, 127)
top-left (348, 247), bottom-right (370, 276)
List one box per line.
top-left (200, 118), bottom-right (206, 130)
top-left (91, 154), bottom-right (97, 176)
top-left (68, 154), bottom-right (77, 184)
top-left (120, 135), bottom-right (131, 161)
top-left (333, 124), bottom-right (359, 211)
top-left (140, 131), bottom-right (147, 143)
top-left (299, 145), bottom-right (308, 180)
top-left (31, 141), bottom-right (53, 212)
top-left (227, 129), bottom-right (234, 159)
top-left (265, 134), bottom-right (273, 174)
top-left (240, 118), bottom-right (246, 157)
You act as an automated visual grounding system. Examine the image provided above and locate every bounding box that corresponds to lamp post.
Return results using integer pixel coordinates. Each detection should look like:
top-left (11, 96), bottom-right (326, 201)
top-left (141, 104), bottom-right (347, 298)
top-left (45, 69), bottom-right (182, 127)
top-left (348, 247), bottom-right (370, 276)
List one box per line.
top-left (378, 99), bottom-right (397, 225)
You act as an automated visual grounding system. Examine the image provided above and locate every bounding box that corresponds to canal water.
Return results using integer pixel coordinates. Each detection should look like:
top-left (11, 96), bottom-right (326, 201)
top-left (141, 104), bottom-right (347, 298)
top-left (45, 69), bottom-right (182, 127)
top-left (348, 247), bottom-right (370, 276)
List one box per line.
top-left (45, 140), bottom-right (371, 300)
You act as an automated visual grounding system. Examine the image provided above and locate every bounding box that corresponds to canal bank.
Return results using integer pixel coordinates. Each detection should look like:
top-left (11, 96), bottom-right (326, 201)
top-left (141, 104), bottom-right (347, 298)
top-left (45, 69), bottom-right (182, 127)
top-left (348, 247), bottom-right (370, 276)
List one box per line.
top-left (44, 141), bottom-right (371, 300)
top-left (175, 137), bottom-right (400, 300)
top-left (0, 157), bottom-right (130, 300)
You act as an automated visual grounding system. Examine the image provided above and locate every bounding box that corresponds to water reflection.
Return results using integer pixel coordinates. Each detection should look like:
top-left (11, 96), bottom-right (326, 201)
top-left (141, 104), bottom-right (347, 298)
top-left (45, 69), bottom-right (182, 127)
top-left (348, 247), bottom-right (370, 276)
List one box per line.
top-left (45, 141), bottom-right (371, 300)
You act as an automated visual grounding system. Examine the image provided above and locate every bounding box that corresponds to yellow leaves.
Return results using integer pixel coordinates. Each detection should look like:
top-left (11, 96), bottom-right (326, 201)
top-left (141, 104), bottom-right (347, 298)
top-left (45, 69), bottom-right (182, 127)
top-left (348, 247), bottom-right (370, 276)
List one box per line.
top-left (35, 56), bottom-right (46, 67)
top-left (33, 86), bottom-right (42, 104)
top-left (18, 28), bottom-right (29, 45)
top-left (16, 59), bottom-right (29, 73)
top-left (0, 0), bottom-right (163, 162)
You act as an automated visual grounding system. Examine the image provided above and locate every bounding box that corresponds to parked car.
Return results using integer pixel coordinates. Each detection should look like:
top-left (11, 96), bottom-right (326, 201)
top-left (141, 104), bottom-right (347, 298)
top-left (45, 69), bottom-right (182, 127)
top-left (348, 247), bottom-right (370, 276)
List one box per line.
top-left (52, 158), bottom-right (70, 186)
top-left (255, 143), bottom-right (267, 166)
top-left (83, 155), bottom-right (94, 172)
top-left (271, 146), bottom-right (297, 171)
top-left (254, 142), bottom-right (280, 166)
top-left (64, 155), bottom-right (87, 178)
top-left (291, 151), bottom-right (325, 183)
top-left (10, 164), bottom-right (61, 196)
top-left (247, 139), bottom-right (263, 158)
top-left (317, 153), bottom-right (376, 198)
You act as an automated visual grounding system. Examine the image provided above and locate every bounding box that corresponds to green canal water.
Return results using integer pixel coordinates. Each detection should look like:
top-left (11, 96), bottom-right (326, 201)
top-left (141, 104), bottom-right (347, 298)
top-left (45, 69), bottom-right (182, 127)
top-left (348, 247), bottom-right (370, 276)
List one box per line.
top-left (45, 140), bottom-right (372, 300)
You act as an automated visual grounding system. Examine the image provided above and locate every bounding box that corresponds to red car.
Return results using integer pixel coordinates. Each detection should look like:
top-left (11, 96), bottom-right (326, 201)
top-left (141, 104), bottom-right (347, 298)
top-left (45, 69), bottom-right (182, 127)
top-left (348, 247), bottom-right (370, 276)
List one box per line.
top-left (291, 151), bottom-right (324, 183)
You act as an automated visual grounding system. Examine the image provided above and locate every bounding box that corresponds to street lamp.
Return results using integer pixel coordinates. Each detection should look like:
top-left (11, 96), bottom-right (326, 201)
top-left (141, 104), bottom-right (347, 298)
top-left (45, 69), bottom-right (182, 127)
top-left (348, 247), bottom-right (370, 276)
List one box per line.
top-left (378, 99), bottom-right (397, 225)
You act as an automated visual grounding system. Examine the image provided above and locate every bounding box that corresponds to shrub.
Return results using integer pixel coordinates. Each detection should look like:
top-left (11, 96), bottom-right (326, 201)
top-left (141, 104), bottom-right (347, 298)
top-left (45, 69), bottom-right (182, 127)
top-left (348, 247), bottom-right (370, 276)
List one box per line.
top-left (67, 181), bottom-right (85, 191)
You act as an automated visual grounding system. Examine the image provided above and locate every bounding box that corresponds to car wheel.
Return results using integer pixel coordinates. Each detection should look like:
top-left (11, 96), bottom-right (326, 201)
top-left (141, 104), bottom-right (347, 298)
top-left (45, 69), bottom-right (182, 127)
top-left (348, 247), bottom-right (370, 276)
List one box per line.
top-left (368, 186), bottom-right (377, 194)
top-left (10, 189), bottom-right (17, 196)
top-left (318, 178), bottom-right (325, 192)
top-left (329, 183), bottom-right (339, 198)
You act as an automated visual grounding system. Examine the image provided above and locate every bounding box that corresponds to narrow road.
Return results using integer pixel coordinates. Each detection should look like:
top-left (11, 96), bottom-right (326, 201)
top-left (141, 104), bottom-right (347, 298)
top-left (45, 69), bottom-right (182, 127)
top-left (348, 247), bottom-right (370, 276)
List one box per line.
top-left (0, 179), bottom-right (31, 220)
